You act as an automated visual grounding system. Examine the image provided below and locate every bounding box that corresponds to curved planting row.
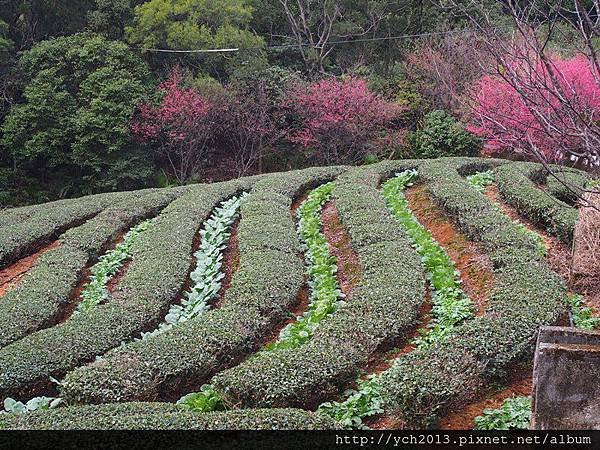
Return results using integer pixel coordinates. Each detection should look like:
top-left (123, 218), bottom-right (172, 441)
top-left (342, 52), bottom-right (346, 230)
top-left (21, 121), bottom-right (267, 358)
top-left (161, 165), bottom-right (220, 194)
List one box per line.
top-left (59, 167), bottom-right (344, 404)
top-left (545, 167), bottom-right (592, 205)
top-left (268, 181), bottom-right (344, 351)
top-left (143, 194), bottom-right (245, 338)
top-left (0, 189), bottom-right (184, 348)
top-left (494, 162), bottom-right (579, 244)
top-left (0, 179), bottom-right (256, 400)
top-left (210, 166), bottom-right (425, 409)
top-left (375, 158), bottom-right (566, 428)
top-left (467, 171), bottom-right (546, 257)
top-left (76, 219), bottom-right (155, 314)
top-left (0, 403), bottom-right (338, 430)
top-left (0, 190), bottom-right (139, 268)
top-left (317, 169), bottom-right (480, 428)
top-left (0, 190), bottom-right (135, 230)
top-left (177, 181), bottom-right (350, 410)
top-left (382, 170), bottom-right (476, 345)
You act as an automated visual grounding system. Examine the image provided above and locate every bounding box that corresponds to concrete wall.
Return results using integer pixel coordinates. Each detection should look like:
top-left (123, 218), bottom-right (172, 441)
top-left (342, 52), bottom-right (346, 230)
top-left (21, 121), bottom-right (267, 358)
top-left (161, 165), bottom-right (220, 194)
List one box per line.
top-left (531, 326), bottom-right (600, 429)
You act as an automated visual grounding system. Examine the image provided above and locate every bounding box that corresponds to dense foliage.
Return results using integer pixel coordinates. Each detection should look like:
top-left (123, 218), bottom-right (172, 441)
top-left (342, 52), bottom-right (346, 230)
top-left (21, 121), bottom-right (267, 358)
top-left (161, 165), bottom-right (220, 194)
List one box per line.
top-left (0, 158), bottom-right (594, 430)
top-left (409, 110), bottom-right (481, 159)
top-left (1, 33), bottom-right (154, 199)
top-left (0, 0), bottom-right (596, 207)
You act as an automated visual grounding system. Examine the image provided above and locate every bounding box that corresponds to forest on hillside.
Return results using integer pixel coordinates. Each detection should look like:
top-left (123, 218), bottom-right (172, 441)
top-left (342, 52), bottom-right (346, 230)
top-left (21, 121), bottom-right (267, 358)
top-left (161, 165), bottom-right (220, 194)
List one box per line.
top-left (0, 0), bottom-right (599, 206)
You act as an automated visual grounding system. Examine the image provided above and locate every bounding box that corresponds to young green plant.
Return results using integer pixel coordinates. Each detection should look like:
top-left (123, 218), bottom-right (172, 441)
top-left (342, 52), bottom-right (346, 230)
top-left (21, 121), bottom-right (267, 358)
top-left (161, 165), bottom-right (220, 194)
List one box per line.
top-left (267, 181), bottom-right (344, 351)
top-left (320, 170), bottom-right (478, 428)
top-left (75, 219), bottom-right (155, 314)
top-left (474, 396), bottom-right (531, 430)
top-left (143, 194), bottom-right (245, 339)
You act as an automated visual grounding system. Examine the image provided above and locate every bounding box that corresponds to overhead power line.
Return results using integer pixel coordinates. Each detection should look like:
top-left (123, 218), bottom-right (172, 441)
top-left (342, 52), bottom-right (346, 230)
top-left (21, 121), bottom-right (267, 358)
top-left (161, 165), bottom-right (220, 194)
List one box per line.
top-left (141, 29), bottom-right (477, 54)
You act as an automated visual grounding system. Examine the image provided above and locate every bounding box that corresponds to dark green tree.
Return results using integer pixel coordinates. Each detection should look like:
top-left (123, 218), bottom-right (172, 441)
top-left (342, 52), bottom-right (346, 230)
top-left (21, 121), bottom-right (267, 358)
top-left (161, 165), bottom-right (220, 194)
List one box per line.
top-left (408, 110), bottom-right (481, 159)
top-left (126, 0), bottom-right (266, 79)
top-left (1, 33), bottom-right (155, 197)
top-left (87, 0), bottom-right (137, 39)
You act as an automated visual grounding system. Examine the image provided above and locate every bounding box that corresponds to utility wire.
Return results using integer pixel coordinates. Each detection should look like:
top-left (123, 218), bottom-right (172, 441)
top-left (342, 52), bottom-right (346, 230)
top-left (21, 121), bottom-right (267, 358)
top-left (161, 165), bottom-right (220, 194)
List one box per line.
top-left (141, 29), bottom-right (478, 54)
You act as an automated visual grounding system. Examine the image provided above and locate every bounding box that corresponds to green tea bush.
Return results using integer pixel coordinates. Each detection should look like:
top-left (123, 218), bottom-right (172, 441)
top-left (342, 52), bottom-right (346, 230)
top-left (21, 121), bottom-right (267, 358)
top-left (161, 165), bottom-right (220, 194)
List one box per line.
top-left (494, 162), bottom-right (578, 244)
top-left (268, 182), bottom-right (344, 351)
top-left (144, 194), bottom-right (245, 338)
top-left (466, 170), bottom-right (546, 257)
top-left (0, 180), bottom-right (253, 399)
top-left (0, 191), bottom-right (131, 268)
top-left (318, 168), bottom-right (479, 429)
top-left (0, 403), bottom-right (339, 430)
top-left (378, 158), bottom-right (566, 428)
top-left (59, 167), bottom-right (344, 404)
top-left (546, 169), bottom-right (590, 205)
top-left (0, 189), bottom-right (183, 348)
top-left (211, 166), bottom-right (425, 410)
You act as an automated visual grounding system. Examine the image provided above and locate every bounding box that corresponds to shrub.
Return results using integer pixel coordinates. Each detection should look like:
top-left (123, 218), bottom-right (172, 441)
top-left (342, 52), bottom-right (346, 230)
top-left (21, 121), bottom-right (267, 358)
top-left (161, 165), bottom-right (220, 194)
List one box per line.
top-left (408, 110), bottom-right (481, 159)
top-left (378, 158), bottom-right (566, 428)
top-left (0, 403), bottom-right (339, 430)
top-left (0, 180), bottom-right (254, 399)
top-left (546, 169), bottom-right (591, 205)
top-left (0, 189), bottom-right (182, 349)
top-left (494, 162), bottom-right (578, 244)
top-left (267, 182), bottom-right (343, 351)
top-left (59, 167), bottom-right (344, 404)
top-left (0, 191), bottom-right (127, 268)
top-left (211, 165), bottom-right (425, 410)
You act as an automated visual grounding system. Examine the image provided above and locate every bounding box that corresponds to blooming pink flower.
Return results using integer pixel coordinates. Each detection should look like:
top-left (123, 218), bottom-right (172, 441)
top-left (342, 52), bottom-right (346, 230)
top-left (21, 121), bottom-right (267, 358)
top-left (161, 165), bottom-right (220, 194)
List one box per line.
top-left (467, 55), bottom-right (600, 161)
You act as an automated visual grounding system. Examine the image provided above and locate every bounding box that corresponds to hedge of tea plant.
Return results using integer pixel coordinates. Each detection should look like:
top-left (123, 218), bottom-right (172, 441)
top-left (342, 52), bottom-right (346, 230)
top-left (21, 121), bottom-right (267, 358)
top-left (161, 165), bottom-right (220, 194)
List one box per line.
top-left (466, 170), bottom-right (546, 257)
top-left (0, 188), bottom-right (184, 348)
top-left (494, 162), bottom-right (578, 244)
top-left (211, 165), bottom-right (425, 410)
top-left (545, 168), bottom-right (591, 205)
top-left (267, 181), bottom-right (344, 351)
top-left (377, 158), bottom-right (567, 428)
top-left (59, 167), bottom-right (344, 404)
top-left (142, 194), bottom-right (246, 338)
top-left (0, 157), bottom-right (589, 430)
top-left (0, 179), bottom-right (254, 399)
top-left (319, 168), bottom-right (482, 428)
top-left (0, 190), bottom-right (135, 268)
top-left (0, 403), bottom-right (339, 430)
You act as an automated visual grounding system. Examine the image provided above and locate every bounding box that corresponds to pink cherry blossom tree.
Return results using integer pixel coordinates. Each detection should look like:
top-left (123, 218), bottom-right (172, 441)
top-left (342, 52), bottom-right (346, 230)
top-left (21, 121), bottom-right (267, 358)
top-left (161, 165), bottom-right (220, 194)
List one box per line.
top-left (131, 67), bottom-right (222, 184)
top-left (467, 54), bottom-right (600, 165)
top-left (285, 77), bottom-right (403, 164)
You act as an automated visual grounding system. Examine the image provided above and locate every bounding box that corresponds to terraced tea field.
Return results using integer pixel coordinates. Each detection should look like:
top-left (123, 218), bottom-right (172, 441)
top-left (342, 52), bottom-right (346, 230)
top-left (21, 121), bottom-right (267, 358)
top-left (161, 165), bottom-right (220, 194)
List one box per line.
top-left (0, 157), bottom-right (596, 430)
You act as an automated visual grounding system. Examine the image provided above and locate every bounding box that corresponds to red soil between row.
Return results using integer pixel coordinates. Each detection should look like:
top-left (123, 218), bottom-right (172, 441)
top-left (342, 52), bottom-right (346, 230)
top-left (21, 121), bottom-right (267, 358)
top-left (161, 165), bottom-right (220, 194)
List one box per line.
top-left (407, 184), bottom-right (495, 315)
top-left (435, 184), bottom-right (587, 430)
top-left (367, 184), bottom-right (496, 429)
top-left (0, 241), bottom-right (60, 298)
top-left (439, 366), bottom-right (533, 430)
top-left (261, 198), bottom-right (362, 347)
top-left (321, 200), bottom-right (362, 300)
